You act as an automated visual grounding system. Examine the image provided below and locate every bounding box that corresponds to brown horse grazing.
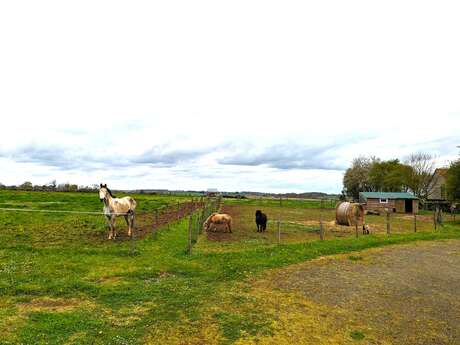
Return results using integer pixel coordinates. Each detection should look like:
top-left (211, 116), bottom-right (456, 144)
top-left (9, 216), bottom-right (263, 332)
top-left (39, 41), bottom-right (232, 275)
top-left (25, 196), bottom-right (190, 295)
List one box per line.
top-left (99, 184), bottom-right (137, 239)
top-left (203, 212), bottom-right (232, 233)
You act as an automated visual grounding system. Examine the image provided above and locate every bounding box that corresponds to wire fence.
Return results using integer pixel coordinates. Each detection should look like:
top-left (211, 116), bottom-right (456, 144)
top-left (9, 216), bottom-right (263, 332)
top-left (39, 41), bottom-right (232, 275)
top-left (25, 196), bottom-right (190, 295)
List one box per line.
top-left (217, 198), bottom-right (453, 245)
top-left (0, 196), bottom-right (455, 254)
top-left (187, 196), bottom-right (222, 254)
top-left (0, 197), bottom-right (212, 252)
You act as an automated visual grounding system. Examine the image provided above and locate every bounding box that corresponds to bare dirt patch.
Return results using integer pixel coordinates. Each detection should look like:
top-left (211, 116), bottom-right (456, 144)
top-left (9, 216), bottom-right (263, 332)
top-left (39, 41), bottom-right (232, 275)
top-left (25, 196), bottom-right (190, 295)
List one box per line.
top-left (255, 240), bottom-right (460, 344)
top-left (16, 297), bottom-right (92, 313)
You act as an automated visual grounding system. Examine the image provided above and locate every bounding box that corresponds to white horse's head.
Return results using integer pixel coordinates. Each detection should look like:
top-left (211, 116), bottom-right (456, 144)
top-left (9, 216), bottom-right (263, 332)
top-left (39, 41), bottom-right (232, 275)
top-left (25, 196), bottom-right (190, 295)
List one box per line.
top-left (99, 183), bottom-right (114, 202)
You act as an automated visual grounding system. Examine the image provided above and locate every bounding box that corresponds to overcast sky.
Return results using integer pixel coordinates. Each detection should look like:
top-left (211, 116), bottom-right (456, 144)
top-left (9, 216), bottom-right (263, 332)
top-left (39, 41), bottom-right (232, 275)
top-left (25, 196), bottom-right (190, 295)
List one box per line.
top-left (1, 1), bottom-right (459, 193)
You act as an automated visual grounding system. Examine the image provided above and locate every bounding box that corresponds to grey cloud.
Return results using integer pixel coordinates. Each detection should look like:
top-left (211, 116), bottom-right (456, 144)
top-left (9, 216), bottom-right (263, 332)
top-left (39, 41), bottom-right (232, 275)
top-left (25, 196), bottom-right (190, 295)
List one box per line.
top-left (413, 136), bottom-right (459, 155)
top-left (218, 143), bottom-right (347, 171)
top-left (0, 142), bottom-right (219, 171)
top-left (131, 145), bottom-right (213, 166)
top-left (0, 144), bottom-right (132, 171)
top-left (0, 135), bottom-right (381, 173)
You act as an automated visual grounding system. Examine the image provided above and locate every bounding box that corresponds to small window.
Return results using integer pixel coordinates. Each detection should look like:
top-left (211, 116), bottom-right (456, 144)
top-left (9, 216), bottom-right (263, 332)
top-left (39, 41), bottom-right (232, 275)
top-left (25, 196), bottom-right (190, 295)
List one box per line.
top-left (379, 198), bottom-right (388, 204)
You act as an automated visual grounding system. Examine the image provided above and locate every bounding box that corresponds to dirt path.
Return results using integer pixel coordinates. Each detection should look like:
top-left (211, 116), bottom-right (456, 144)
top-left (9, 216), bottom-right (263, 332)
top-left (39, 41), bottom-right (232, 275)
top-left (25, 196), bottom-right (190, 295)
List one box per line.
top-left (247, 240), bottom-right (460, 344)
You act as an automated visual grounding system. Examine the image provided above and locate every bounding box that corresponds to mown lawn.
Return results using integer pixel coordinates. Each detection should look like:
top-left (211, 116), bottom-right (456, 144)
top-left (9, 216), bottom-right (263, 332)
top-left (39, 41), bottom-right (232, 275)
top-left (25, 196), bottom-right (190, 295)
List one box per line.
top-left (1, 191), bottom-right (459, 344)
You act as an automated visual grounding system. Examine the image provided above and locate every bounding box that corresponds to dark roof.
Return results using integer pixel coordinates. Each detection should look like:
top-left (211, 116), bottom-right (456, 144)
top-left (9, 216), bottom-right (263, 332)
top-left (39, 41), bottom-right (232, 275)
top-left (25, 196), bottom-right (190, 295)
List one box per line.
top-left (359, 192), bottom-right (418, 200)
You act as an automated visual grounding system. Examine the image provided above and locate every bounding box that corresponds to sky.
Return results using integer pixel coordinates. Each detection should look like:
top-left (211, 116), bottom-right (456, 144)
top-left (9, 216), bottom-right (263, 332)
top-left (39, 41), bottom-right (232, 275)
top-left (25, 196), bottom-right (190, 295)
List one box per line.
top-left (0, 1), bottom-right (459, 193)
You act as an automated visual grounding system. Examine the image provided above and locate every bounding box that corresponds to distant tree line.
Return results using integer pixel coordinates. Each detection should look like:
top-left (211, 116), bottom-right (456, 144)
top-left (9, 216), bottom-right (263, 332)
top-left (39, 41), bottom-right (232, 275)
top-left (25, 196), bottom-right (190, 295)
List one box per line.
top-left (0, 180), bottom-right (99, 192)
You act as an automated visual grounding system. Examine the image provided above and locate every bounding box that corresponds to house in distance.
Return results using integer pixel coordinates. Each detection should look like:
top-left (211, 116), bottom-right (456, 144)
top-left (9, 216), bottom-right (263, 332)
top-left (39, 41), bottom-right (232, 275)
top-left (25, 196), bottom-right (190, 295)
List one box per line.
top-left (359, 192), bottom-right (419, 214)
top-left (427, 168), bottom-right (448, 201)
top-left (206, 188), bottom-right (219, 197)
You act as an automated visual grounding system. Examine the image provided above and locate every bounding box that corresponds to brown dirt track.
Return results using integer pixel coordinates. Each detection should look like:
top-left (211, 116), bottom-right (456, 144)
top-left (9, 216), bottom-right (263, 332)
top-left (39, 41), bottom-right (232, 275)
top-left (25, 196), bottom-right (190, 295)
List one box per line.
top-left (250, 240), bottom-right (460, 344)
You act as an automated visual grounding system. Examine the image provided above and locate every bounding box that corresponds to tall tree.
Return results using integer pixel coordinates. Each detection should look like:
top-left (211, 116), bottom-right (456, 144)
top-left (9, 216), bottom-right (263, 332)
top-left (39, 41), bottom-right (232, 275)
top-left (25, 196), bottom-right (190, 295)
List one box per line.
top-left (446, 159), bottom-right (460, 201)
top-left (343, 157), bottom-right (377, 200)
top-left (404, 153), bottom-right (439, 201)
top-left (368, 159), bottom-right (410, 192)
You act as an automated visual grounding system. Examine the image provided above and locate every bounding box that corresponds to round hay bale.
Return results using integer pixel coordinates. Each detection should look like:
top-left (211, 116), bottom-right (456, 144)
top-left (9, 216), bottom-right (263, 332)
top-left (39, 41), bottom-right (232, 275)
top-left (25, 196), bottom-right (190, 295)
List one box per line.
top-left (336, 202), bottom-right (364, 226)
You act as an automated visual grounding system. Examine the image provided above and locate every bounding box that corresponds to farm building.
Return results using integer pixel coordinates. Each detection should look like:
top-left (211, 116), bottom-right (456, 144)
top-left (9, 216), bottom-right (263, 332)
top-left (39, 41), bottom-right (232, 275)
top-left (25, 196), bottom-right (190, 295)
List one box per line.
top-left (427, 168), bottom-right (448, 201)
top-left (359, 192), bottom-right (419, 214)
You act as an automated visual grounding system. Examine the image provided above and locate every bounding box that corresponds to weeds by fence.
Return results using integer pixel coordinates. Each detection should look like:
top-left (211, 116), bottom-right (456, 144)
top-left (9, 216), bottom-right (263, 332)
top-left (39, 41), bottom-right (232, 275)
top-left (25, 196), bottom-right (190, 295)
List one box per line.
top-left (187, 196), bottom-right (221, 254)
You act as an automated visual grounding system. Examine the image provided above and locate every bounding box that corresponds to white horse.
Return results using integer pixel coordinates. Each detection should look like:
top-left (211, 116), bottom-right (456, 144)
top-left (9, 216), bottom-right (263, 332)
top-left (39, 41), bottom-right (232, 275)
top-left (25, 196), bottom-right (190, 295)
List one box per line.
top-left (98, 184), bottom-right (137, 239)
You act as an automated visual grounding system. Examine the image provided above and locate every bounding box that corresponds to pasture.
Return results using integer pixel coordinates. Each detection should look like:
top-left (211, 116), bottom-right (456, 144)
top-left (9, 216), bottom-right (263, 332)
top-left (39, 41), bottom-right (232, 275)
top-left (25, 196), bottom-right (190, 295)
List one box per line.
top-left (1, 191), bottom-right (460, 344)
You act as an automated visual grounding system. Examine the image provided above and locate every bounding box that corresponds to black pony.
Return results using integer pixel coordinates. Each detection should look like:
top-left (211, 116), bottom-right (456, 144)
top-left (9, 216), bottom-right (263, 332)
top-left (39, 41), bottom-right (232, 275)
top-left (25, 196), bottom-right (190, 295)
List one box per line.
top-left (255, 210), bottom-right (268, 232)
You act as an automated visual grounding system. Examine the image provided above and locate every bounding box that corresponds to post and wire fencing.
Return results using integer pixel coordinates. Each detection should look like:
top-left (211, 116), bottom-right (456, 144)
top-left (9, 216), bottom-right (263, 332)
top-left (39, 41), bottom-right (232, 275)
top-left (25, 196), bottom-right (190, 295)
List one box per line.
top-left (230, 197), bottom-right (449, 246)
top-left (187, 196), bottom-right (221, 254)
top-left (0, 195), bottom-right (451, 254)
top-left (0, 196), bottom-right (211, 255)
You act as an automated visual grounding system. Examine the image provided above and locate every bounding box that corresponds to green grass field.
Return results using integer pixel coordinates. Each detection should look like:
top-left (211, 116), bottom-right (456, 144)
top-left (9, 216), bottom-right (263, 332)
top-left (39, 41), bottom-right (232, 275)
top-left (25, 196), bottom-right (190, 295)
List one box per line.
top-left (1, 191), bottom-right (459, 344)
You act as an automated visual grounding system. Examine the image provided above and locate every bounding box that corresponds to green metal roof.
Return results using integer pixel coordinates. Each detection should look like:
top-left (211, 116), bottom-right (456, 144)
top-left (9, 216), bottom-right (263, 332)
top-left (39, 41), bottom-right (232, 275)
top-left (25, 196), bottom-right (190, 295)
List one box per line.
top-left (359, 192), bottom-right (418, 200)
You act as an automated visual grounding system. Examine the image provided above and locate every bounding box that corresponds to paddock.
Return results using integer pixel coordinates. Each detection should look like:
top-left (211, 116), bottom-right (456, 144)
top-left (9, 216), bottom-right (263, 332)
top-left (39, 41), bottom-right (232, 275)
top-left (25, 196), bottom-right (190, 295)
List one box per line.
top-left (1, 190), bottom-right (459, 344)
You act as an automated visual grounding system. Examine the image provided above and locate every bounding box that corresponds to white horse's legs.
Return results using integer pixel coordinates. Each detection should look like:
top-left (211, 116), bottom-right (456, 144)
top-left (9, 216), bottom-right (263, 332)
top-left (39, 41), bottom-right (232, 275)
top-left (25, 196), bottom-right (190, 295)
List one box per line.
top-left (125, 212), bottom-right (134, 237)
top-left (110, 215), bottom-right (117, 239)
top-left (129, 213), bottom-right (134, 237)
top-left (106, 216), bottom-right (113, 239)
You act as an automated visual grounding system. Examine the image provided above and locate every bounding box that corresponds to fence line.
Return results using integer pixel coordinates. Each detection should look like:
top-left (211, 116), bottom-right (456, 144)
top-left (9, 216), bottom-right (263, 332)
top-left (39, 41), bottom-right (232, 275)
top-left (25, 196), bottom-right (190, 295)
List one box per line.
top-left (0, 207), bottom-right (109, 215)
top-left (229, 197), bottom-right (448, 244)
top-left (1, 196), bottom-right (451, 250)
top-left (187, 196), bottom-right (221, 254)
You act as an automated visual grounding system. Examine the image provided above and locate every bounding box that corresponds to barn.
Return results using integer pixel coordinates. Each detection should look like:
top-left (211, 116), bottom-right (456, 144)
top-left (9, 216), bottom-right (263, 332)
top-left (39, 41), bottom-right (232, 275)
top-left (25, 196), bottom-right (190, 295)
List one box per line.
top-left (359, 192), bottom-right (419, 214)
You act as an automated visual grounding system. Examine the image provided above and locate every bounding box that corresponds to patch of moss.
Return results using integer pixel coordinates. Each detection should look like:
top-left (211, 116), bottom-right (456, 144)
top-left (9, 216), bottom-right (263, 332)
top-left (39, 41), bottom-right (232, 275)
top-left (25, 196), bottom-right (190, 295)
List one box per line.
top-left (350, 330), bottom-right (365, 340)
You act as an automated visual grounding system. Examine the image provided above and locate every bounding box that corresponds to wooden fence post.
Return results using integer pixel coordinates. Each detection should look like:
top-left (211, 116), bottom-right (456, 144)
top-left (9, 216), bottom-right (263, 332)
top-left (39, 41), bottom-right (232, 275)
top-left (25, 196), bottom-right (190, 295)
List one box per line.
top-left (200, 208), bottom-right (205, 234)
top-left (278, 197), bottom-right (282, 244)
top-left (188, 214), bottom-right (193, 254)
top-left (386, 209), bottom-right (390, 234)
top-left (413, 212), bottom-right (417, 232)
top-left (277, 220), bottom-right (281, 244)
top-left (153, 209), bottom-right (158, 237)
top-left (319, 199), bottom-right (324, 241)
top-left (195, 212), bottom-right (200, 242)
top-left (355, 223), bottom-right (359, 239)
top-left (434, 208), bottom-right (437, 231)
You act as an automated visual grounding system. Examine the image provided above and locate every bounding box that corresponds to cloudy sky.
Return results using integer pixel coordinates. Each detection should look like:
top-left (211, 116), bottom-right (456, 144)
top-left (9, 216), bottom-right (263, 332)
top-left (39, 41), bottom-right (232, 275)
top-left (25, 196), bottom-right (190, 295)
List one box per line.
top-left (0, 1), bottom-right (459, 193)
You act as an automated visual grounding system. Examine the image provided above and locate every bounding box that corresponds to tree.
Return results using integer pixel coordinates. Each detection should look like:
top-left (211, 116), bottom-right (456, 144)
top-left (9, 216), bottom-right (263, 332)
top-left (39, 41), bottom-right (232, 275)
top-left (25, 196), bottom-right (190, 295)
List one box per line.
top-left (404, 153), bottom-right (438, 201)
top-left (68, 184), bottom-right (78, 192)
top-left (368, 159), bottom-right (410, 192)
top-left (446, 159), bottom-right (460, 201)
top-left (19, 181), bottom-right (33, 191)
top-left (47, 180), bottom-right (57, 191)
top-left (343, 157), bottom-right (378, 200)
